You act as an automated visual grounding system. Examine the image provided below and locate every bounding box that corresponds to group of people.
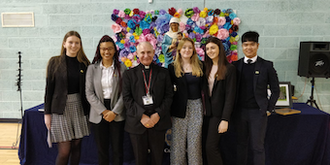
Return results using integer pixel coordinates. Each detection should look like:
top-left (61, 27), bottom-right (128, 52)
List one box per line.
top-left (44, 26), bottom-right (280, 165)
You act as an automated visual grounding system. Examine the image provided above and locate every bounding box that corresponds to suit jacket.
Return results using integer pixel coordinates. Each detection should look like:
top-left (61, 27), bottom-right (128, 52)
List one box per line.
top-left (122, 63), bottom-right (173, 134)
top-left (168, 63), bottom-right (207, 118)
top-left (44, 55), bottom-right (90, 115)
top-left (86, 62), bottom-right (126, 124)
top-left (232, 56), bottom-right (280, 112)
top-left (204, 63), bottom-right (237, 121)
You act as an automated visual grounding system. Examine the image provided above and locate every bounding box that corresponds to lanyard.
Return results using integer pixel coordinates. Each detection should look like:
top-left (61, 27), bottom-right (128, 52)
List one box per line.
top-left (142, 68), bottom-right (152, 95)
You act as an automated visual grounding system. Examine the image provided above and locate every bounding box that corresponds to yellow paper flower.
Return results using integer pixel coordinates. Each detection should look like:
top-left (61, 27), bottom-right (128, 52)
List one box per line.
top-left (200, 11), bottom-right (207, 18)
top-left (174, 12), bottom-right (180, 18)
top-left (203, 7), bottom-right (208, 11)
top-left (124, 59), bottom-right (132, 68)
top-left (209, 24), bottom-right (219, 35)
top-left (129, 11), bottom-right (134, 17)
top-left (120, 39), bottom-right (125, 44)
top-left (229, 37), bottom-right (235, 43)
top-left (127, 27), bottom-right (131, 32)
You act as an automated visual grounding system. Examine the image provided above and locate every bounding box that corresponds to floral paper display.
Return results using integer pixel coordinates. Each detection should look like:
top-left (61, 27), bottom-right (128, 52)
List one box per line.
top-left (111, 7), bottom-right (240, 68)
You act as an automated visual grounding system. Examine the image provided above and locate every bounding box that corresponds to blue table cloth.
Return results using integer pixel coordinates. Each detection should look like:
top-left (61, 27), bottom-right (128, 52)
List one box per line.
top-left (19, 103), bottom-right (330, 165)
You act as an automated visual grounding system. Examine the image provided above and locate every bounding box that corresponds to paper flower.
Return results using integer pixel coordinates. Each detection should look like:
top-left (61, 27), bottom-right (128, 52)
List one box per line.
top-left (113, 9), bottom-right (119, 15)
top-left (177, 8), bottom-right (183, 16)
top-left (118, 10), bottom-right (125, 18)
top-left (209, 24), bottom-right (218, 35)
top-left (214, 9), bottom-right (221, 15)
top-left (133, 8), bottom-right (140, 14)
top-left (140, 20), bottom-right (150, 30)
top-left (158, 54), bottom-right (165, 63)
top-left (185, 8), bottom-right (194, 18)
top-left (112, 24), bottom-right (122, 33)
top-left (191, 13), bottom-right (200, 22)
top-left (124, 59), bottom-right (132, 67)
top-left (193, 7), bottom-right (200, 13)
top-left (230, 45), bottom-right (237, 51)
top-left (217, 17), bottom-right (226, 26)
top-left (159, 9), bottom-right (167, 15)
top-left (233, 17), bottom-right (241, 26)
top-left (127, 20), bottom-right (136, 29)
top-left (168, 7), bottom-right (176, 16)
top-left (200, 11), bottom-right (207, 18)
top-left (124, 8), bottom-right (131, 15)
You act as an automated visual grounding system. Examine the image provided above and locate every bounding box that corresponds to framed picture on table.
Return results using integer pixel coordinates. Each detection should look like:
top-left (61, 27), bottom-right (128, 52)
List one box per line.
top-left (267, 81), bottom-right (293, 108)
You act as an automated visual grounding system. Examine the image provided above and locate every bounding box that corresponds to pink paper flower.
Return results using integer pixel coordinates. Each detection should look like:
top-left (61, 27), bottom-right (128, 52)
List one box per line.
top-left (177, 9), bottom-right (183, 16)
top-left (217, 17), bottom-right (226, 26)
top-left (118, 10), bottom-right (125, 18)
top-left (127, 53), bottom-right (134, 60)
top-left (217, 29), bottom-right (229, 40)
top-left (233, 17), bottom-right (241, 25)
top-left (111, 24), bottom-right (122, 33)
top-left (191, 13), bottom-right (200, 22)
top-left (179, 22), bottom-right (186, 32)
top-left (195, 17), bottom-right (206, 27)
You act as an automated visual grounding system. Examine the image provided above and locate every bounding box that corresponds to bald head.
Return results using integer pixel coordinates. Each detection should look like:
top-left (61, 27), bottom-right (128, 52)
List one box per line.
top-left (136, 42), bottom-right (155, 66)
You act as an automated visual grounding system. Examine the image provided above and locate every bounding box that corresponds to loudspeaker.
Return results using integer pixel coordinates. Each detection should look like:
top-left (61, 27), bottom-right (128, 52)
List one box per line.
top-left (298, 42), bottom-right (330, 78)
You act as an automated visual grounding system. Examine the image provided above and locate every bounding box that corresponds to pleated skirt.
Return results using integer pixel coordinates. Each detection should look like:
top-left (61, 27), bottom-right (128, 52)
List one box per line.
top-left (50, 93), bottom-right (90, 143)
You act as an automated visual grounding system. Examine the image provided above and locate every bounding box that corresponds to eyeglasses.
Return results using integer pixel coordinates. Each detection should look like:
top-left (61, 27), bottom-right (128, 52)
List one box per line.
top-left (100, 47), bottom-right (114, 51)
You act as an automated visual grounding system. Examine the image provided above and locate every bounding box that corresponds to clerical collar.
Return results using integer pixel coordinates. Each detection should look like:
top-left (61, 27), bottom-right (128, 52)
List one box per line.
top-left (244, 55), bottom-right (258, 64)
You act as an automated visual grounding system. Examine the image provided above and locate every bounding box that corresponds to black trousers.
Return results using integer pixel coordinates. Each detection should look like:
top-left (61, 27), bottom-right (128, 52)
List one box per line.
top-left (235, 108), bottom-right (267, 165)
top-left (92, 99), bottom-right (125, 165)
top-left (205, 116), bottom-right (224, 165)
top-left (129, 128), bottom-right (166, 165)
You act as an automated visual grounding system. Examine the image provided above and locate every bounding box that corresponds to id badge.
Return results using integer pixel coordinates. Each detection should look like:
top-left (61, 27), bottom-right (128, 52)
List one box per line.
top-left (142, 94), bottom-right (153, 105)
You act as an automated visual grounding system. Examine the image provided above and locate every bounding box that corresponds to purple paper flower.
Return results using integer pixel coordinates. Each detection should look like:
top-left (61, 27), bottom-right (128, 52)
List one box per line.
top-left (188, 32), bottom-right (196, 39)
top-left (124, 42), bottom-right (130, 48)
top-left (143, 29), bottom-right (150, 35)
top-left (132, 14), bottom-right (141, 23)
top-left (139, 11), bottom-right (146, 19)
top-left (111, 14), bottom-right (118, 22)
top-left (196, 33), bottom-right (202, 42)
top-left (120, 48), bottom-right (130, 57)
top-left (193, 7), bottom-right (200, 13)
top-left (231, 32), bottom-right (237, 37)
top-left (125, 14), bottom-right (131, 20)
top-left (113, 9), bottom-right (119, 15)
top-left (159, 9), bottom-right (167, 15)
top-left (157, 35), bottom-right (164, 42)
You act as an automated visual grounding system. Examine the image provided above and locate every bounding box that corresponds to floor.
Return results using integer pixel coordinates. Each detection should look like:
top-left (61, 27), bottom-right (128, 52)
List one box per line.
top-left (0, 123), bottom-right (21, 165)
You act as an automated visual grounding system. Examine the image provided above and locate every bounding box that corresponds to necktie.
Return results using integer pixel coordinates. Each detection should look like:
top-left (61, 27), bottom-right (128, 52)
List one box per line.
top-left (247, 59), bottom-right (252, 64)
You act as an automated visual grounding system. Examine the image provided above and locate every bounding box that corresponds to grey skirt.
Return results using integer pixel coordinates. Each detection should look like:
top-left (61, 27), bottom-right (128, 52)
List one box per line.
top-left (50, 93), bottom-right (90, 143)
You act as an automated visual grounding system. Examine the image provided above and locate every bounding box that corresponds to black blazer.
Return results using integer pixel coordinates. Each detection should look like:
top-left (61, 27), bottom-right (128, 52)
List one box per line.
top-left (122, 63), bottom-right (173, 134)
top-left (232, 57), bottom-right (280, 112)
top-left (168, 63), bottom-right (207, 118)
top-left (204, 63), bottom-right (236, 121)
top-left (44, 55), bottom-right (90, 115)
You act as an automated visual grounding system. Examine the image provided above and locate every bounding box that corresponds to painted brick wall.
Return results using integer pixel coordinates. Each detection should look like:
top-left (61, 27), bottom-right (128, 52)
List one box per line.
top-left (0, 0), bottom-right (329, 118)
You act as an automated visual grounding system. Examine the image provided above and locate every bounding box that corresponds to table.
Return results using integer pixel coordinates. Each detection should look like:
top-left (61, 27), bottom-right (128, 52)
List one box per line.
top-left (19, 103), bottom-right (330, 165)
top-left (18, 104), bottom-right (170, 165)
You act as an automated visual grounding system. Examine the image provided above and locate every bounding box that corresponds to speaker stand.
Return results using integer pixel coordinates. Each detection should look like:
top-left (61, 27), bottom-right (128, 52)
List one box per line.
top-left (306, 77), bottom-right (320, 109)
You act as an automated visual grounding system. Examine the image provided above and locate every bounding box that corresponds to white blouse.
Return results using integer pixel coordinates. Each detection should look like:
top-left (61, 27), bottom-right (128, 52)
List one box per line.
top-left (100, 61), bottom-right (114, 99)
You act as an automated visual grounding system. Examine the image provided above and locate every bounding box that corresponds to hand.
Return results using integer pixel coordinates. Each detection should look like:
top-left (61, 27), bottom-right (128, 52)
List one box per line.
top-left (218, 120), bottom-right (228, 133)
top-left (44, 114), bottom-right (51, 130)
top-left (140, 114), bottom-right (155, 128)
top-left (103, 110), bottom-right (116, 122)
top-left (150, 113), bottom-right (160, 125)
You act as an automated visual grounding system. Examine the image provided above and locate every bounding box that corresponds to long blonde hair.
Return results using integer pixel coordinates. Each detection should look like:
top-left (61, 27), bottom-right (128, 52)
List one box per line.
top-left (173, 38), bottom-right (203, 78)
top-left (60, 31), bottom-right (90, 66)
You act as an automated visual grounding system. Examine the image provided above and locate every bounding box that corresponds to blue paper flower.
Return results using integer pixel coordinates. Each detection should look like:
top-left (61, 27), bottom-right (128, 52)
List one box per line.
top-left (130, 45), bottom-right (137, 53)
top-left (140, 20), bottom-right (150, 30)
top-left (223, 22), bottom-right (232, 30)
top-left (229, 13), bottom-right (237, 19)
top-left (194, 26), bottom-right (204, 34)
top-left (187, 19), bottom-right (194, 26)
top-left (127, 20), bottom-right (136, 29)
top-left (129, 35), bottom-right (135, 43)
top-left (117, 43), bottom-right (124, 49)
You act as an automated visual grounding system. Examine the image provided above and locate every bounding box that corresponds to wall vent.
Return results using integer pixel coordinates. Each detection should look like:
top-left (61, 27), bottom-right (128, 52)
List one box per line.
top-left (1, 12), bottom-right (34, 27)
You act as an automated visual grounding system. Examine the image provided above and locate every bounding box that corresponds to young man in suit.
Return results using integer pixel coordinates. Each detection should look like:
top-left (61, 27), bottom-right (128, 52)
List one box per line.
top-left (122, 42), bottom-right (173, 165)
top-left (232, 31), bottom-right (280, 165)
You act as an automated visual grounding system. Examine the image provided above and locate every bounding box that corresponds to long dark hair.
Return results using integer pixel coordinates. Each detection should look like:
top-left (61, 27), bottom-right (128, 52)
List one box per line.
top-left (204, 37), bottom-right (229, 80)
top-left (92, 35), bottom-right (122, 80)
